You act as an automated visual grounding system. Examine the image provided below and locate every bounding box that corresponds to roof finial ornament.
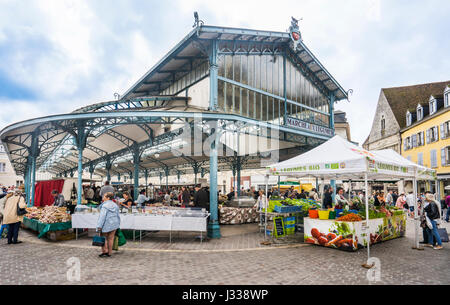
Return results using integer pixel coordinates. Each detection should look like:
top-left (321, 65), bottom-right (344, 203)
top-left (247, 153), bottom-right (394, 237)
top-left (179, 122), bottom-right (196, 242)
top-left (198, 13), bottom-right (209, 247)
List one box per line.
top-left (193, 11), bottom-right (204, 28)
top-left (288, 16), bottom-right (302, 50)
top-left (114, 93), bottom-right (120, 100)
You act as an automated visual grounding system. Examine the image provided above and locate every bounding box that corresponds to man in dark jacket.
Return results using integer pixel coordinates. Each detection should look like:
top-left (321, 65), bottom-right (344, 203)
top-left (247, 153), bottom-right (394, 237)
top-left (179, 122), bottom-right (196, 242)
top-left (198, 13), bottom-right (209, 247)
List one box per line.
top-left (194, 185), bottom-right (209, 211)
top-left (322, 185), bottom-right (333, 209)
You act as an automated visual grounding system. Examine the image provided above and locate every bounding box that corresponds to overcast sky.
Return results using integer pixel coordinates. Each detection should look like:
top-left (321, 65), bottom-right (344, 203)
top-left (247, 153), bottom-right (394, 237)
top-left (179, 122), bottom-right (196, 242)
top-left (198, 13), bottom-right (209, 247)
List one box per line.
top-left (0, 0), bottom-right (449, 144)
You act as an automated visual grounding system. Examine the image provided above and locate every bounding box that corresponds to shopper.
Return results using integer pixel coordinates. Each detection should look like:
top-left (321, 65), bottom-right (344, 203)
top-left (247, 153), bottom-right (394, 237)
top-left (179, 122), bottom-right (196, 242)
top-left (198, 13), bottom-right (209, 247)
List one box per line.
top-left (100, 181), bottom-right (115, 198)
top-left (181, 186), bottom-right (190, 206)
top-left (322, 185), bottom-right (333, 209)
top-left (0, 190), bottom-right (13, 238)
top-left (97, 192), bottom-right (120, 257)
top-left (423, 192), bottom-right (443, 250)
top-left (193, 184), bottom-right (209, 211)
top-left (3, 189), bottom-right (27, 244)
top-left (309, 188), bottom-right (319, 201)
top-left (386, 190), bottom-right (394, 206)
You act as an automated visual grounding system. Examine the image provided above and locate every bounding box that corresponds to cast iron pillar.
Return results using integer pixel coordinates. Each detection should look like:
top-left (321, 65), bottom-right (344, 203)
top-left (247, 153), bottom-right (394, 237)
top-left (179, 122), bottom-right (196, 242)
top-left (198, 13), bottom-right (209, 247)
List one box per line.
top-left (75, 122), bottom-right (87, 205)
top-left (236, 156), bottom-right (242, 197)
top-left (29, 130), bottom-right (39, 207)
top-left (89, 163), bottom-right (95, 180)
top-left (105, 155), bottom-right (112, 182)
top-left (144, 169), bottom-right (149, 196)
top-left (208, 121), bottom-right (221, 239)
top-left (193, 162), bottom-right (200, 185)
top-left (164, 167), bottom-right (169, 190)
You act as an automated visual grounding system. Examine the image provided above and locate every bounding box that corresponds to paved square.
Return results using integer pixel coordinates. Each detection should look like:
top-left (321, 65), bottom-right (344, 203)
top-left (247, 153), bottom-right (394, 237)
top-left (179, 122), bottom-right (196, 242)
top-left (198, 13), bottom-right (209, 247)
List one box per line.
top-left (0, 219), bottom-right (448, 285)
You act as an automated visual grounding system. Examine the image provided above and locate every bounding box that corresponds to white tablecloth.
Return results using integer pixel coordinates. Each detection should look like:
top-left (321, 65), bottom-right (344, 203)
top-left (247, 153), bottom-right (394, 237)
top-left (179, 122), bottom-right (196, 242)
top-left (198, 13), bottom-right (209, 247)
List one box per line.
top-left (71, 213), bottom-right (207, 232)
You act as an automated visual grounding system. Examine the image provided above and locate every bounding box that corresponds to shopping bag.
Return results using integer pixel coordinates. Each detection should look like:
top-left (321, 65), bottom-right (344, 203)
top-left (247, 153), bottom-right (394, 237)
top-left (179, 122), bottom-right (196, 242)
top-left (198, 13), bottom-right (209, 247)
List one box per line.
top-left (117, 229), bottom-right (127, 247)
top-left (92, 235), bottom-right (105, 247)
top-left (112, 235), bottom-right (119, 251)
top-left (438, 228), bottom-right (449, 243)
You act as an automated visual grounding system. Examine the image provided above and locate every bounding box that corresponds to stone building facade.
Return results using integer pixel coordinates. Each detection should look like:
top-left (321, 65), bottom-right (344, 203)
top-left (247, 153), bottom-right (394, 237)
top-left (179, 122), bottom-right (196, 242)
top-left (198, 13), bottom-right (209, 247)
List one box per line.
top-left (363, 90), bottom-right (401, 152)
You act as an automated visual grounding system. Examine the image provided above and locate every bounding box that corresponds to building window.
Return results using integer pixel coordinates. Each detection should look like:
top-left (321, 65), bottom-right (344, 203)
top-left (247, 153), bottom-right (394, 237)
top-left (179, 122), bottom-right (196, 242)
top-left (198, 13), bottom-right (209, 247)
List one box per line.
top-left (441, 146), bottom-right (450, 166)
top-left (0, 163), bottom-right (5, 173)
top-left (417, 152), bottom-right (423, 166)
top-left (406, 112), bottom-right (412, 126)
top-left (412, 134), bottom-right (417, 147)
top-left (417, 131), bottom-right (424, 146)
top-left (426, 126), bottom-right (439, 143)
top-left (381, 115), bottom-right (385, 136)
top-left (406, 156), bottom-right (412, 161)
top-left (417, 105), bottom-right (423, 120)
top-left (430, 150), bottom-right (437, 168)
top-left (429, 99), bottom-right (437, 115)
top-left (440, 121), bottom-right (450, 140)
top-left (445, 89), bottom-right (450, 108)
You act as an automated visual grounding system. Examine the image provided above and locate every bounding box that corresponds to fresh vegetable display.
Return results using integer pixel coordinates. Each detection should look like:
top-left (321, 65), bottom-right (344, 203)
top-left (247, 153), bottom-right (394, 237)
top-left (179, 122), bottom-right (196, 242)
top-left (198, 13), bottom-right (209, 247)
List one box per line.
top-left (336, 213), bottom-right (362, 222)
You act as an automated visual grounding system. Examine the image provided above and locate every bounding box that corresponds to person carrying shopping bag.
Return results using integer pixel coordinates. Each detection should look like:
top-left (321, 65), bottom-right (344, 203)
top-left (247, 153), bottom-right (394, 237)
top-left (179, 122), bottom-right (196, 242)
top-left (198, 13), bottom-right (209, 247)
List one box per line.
top-left (3, 189), bottom-right (27, 244)
top-left (423, 192), bottom-right (443, 250)
top-left (97, 192), bottom-right (120, 257)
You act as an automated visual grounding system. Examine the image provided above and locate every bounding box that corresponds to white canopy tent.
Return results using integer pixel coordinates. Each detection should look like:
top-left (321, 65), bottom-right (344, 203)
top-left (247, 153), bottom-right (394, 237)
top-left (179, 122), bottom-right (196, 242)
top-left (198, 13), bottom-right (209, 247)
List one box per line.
top-left (265, 135), bottom-right (435, 263)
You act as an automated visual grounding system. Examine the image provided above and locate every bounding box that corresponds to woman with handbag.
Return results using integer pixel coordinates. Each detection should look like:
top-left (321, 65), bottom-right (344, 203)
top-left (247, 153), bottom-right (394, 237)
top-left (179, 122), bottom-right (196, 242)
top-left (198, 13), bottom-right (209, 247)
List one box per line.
top-left (97, 192), bottom-right (120, 257)
top-left (423, 192), bottom-right (443, 250)
top-left (2, 189), bottom-right (27, 245)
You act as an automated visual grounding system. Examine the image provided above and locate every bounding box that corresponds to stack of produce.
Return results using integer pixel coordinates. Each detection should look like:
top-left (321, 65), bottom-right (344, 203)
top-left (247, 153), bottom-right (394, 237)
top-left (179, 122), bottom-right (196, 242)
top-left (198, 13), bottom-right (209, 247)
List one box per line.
top-left (219, 206), bottom-right (259, 225)
top-left (336, 213), bottom-right (362, 222)
top-left (25, 206), bottom-right (71, 224)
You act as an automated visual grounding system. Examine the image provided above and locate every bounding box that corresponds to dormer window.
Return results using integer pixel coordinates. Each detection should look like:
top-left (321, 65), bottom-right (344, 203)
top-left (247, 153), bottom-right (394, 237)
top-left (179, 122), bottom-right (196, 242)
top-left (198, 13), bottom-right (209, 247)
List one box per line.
top-left (417, 105), bottom-right (423, 120)
top-left (445, 87), bottom-right (450, 108)
top-left (429, 97), bottom-right (437, 115)
top-left (406, 111), bottom-right (412, 126)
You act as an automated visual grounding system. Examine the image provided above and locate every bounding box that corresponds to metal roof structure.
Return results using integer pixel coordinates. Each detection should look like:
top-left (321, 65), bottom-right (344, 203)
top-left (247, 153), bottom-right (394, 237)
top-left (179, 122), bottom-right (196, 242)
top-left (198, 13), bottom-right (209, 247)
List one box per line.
top-left (0, 18), bottom-right (348, 237)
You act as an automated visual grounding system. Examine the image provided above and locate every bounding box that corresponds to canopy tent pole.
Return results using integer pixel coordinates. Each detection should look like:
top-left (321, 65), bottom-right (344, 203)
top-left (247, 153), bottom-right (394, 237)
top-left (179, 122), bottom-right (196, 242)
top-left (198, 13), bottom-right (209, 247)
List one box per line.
top-left (364, 173), bottom-right (370, 261)
top-left (264, 174), bottom-right (269, 239)
top-left (349, 179), bottom-right (352, 200)
top-left (412, 175), bottom-right (420, 250)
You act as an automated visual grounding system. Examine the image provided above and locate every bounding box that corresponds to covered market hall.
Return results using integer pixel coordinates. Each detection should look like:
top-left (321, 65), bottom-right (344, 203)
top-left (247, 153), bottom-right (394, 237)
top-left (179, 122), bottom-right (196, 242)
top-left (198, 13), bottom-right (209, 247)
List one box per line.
top-left (0, 17), bottom-right (349, 238)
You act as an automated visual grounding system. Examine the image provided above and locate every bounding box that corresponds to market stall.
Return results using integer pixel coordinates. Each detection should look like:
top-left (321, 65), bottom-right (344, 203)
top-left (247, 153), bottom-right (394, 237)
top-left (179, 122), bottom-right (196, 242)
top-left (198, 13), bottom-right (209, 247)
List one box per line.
top-left (266, 135), bottom-right (435, 258)
top-left (219, 196), bottom-right (259, 225)
top-left (71, 205), bottom-right (209, 242)
top-left (23, 206), bottom-right (72, 239)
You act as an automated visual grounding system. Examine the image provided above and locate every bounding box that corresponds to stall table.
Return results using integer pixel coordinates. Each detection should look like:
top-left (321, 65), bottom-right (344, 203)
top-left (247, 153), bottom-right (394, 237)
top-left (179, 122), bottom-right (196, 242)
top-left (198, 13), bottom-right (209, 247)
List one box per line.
top-left (23, 217), bottom-right (72, 239)
top-left (303, 213), bottom-right (407, 251)
top-left (71, 212), bottom-right (209, 243)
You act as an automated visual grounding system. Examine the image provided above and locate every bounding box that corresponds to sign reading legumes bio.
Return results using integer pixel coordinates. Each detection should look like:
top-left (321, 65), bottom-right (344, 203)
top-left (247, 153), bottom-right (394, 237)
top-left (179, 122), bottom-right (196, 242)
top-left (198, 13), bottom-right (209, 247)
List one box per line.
top-left (286, 117), bottom-right (334, 137)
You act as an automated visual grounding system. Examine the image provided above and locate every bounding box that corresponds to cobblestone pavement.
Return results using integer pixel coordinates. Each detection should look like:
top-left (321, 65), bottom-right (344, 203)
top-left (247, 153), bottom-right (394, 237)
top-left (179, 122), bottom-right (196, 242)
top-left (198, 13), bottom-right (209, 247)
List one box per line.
top-left (0, 219), bottom-right (448, 285)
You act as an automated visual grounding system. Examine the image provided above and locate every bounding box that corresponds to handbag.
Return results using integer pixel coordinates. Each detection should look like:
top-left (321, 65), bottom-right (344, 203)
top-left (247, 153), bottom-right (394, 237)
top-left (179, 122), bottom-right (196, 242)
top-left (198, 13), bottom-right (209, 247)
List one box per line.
top-left (16, 197), bottom-right (27, 216)
top-left (112, 235), bottom-right (119, 251)
top-left (92, 234), bottom-right (105, 247)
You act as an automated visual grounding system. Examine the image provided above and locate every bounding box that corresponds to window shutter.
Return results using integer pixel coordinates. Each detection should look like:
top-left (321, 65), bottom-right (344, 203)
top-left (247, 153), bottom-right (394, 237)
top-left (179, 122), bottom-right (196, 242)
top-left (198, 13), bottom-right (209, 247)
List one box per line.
top-left (403, 139), bottom-right (407, 151)
top-left (430, 150), bottom-right (436, 168)
top-left (441, 124), bottom-right (445, 139)
top-left (442, 148), bottom-right (446, 166)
